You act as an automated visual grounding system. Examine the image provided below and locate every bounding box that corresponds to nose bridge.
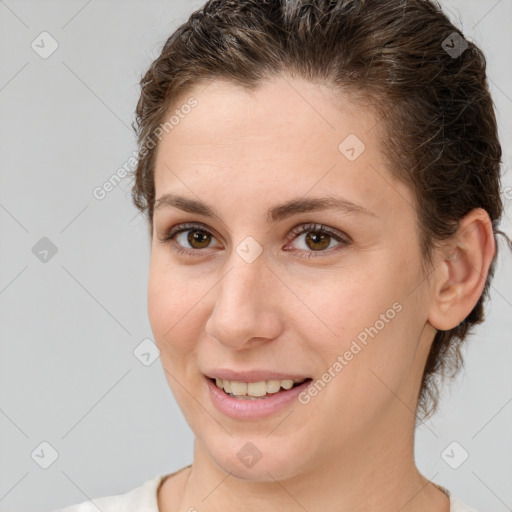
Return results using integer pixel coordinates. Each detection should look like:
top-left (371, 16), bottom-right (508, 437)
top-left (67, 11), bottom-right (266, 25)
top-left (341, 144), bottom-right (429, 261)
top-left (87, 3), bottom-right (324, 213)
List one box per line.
top-left (205, 245), bottom-right (281, 348)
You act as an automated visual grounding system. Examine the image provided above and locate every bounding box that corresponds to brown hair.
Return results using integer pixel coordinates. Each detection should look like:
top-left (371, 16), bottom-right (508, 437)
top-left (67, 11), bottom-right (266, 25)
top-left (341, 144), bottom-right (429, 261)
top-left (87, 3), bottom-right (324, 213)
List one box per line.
top-left (131, 0), bottom-right (511, 420)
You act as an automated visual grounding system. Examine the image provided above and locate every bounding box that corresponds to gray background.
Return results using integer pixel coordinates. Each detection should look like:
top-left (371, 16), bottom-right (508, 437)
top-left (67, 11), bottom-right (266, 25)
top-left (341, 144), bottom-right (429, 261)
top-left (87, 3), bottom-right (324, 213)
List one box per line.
top-left (0, 1), bottom-right (511, 511)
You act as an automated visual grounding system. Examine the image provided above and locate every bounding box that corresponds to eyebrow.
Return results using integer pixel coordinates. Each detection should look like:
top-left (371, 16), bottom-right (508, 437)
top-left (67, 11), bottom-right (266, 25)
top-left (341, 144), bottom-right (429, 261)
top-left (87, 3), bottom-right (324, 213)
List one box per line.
top-left (153, 193), bottom-right (376, 223)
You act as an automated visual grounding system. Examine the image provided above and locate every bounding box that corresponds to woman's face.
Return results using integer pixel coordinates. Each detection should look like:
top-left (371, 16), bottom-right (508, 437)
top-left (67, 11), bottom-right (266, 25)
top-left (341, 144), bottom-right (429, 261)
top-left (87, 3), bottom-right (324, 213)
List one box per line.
top-left (148, 75), bottom-right (438, 481)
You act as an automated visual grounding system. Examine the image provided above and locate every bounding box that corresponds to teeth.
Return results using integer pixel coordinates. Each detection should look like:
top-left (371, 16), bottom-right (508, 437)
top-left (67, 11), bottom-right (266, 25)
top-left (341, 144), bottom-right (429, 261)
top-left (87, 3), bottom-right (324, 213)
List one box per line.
top-left (213, 377), bottom-right (307, 397)
top-left (266, 380), bottom-right (281, 393)
top-left (248, 381), bottom-right (267, 397)
top-left (281, 379), bottom-right (294, 390)
top-left (230, 381), bottom-right (247, 396)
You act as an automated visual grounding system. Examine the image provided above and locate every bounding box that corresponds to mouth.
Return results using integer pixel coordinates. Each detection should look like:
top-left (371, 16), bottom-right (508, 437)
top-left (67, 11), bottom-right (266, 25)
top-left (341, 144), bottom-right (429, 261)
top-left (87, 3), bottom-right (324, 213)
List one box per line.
top-left (206, 376), bottom-right (313, 400)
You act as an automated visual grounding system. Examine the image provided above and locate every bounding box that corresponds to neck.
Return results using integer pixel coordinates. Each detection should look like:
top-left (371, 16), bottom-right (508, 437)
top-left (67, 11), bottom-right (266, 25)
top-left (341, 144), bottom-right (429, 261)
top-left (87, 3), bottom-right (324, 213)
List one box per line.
top-left (169, 408), bottom-right (449, 512)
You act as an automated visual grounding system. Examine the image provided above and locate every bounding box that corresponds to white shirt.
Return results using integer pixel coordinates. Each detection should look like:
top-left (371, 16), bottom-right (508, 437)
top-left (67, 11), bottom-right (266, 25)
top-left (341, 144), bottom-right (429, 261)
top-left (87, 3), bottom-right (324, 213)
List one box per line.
top-left (55, 468), bottom-right (478, 512)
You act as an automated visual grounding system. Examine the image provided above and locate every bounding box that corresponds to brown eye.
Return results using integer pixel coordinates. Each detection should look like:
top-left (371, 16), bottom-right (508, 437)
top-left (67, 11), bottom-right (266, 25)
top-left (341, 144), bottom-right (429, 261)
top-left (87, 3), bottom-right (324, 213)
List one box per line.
top-left (303, 231), bottom-right (331, 251)
top-left (158, 223), bottom-right (222, 257)
top-left (187, 230), bottom-right (212, 249)
top-left (286, 223), bottom-right (351, 258)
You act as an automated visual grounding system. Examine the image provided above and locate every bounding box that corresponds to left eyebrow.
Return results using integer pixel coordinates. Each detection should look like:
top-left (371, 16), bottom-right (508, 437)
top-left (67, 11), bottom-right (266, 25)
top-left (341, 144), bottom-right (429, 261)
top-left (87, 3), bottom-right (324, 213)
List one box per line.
top-left (153, 193), bottom-right (376, 223)
top-left (267, 196), bottom-right (376, 222)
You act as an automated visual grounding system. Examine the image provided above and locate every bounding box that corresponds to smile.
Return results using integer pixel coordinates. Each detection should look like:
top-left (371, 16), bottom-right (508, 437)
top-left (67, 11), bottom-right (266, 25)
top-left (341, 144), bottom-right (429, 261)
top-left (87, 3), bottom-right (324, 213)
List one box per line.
top-left (211, 377), bottom-right (310, 399)
top-left (204, 375), bottom-right (313, 420)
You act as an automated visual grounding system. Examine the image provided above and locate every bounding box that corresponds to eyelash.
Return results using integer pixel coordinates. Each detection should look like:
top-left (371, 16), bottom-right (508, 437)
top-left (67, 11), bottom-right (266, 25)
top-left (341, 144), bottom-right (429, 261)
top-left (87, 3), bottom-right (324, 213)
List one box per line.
top-left (158, 222), bottom-right (352, 259)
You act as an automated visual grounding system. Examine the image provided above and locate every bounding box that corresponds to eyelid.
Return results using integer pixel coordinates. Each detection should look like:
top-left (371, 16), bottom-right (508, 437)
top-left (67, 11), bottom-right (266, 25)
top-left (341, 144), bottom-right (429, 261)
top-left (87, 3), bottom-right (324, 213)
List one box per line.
top-left (283, 223), bottom-right (351, 258)
top-left (287, 222), bottom-right (352, 244)
top-left (164, 222), bottom-right (217, 238)
top-left (155, 224), bottom-right (213, 260)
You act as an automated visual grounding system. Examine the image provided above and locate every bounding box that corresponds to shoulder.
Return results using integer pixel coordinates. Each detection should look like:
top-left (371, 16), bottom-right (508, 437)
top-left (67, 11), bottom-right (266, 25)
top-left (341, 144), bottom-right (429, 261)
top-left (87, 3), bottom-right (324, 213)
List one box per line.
top-left (432, 482), bottom-right (479, 512)
top-left (436, 483), bottom-right (479, 512)
top-left (54, 473), bottom-right (166, 512)
top-left (449, 494), bottom-right (480, 512)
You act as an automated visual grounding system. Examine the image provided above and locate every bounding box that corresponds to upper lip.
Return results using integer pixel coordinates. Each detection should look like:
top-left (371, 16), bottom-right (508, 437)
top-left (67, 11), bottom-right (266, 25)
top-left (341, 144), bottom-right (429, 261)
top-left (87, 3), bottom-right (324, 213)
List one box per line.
top-left (204, 369), bottom-right (311, 383)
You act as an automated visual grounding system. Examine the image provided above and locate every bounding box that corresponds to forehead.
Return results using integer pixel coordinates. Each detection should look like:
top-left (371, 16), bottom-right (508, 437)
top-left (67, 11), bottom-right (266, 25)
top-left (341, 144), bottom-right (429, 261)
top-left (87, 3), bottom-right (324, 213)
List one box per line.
top-left (153, 75), bottom-right (414, 221)
top-left (156, 76), bottom-right (374, 160)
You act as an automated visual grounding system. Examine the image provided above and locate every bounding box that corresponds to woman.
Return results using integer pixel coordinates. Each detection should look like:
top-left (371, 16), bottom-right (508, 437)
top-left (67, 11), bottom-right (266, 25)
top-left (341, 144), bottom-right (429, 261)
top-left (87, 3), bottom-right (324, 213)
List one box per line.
top-left (58, 0), bottom-right (510, 511)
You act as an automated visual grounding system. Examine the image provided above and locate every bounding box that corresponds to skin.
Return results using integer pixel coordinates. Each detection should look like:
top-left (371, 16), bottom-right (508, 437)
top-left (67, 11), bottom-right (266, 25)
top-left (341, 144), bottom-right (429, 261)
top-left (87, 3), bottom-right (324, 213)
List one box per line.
top-left (148, 75), bottom-right (496, 512)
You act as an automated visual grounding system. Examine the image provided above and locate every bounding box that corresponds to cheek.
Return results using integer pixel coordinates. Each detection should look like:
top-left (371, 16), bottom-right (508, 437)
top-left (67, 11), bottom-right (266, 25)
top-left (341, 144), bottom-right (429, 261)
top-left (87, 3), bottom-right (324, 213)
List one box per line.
top-left (147, 263), bottom-right (174, 342)
top-left (147, 255), bottom-right (202, 354)
top-left (147, 259), bottom-right (206, 411)
top-left (294, 262), bottom-right (421, 391)
top-left (290, 266), bottom-right (399, 348)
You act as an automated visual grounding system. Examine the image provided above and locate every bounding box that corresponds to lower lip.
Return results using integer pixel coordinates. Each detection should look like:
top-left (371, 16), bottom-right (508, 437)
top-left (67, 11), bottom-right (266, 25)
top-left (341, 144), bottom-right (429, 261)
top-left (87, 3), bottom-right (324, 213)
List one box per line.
top-left (205, 376), bottom-right (312, 420)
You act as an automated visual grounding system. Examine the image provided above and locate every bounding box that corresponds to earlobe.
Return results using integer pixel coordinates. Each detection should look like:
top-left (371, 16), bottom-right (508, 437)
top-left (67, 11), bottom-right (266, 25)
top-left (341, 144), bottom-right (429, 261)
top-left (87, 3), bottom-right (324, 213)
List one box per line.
top-left (427, 208), bottom-right (496, 331)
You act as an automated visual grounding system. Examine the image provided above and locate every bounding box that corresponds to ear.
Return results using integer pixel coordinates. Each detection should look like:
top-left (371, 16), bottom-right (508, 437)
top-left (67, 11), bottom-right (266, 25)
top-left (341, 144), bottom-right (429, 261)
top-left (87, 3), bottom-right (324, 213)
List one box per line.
top-left (427, 208), bottom-right (496, 331)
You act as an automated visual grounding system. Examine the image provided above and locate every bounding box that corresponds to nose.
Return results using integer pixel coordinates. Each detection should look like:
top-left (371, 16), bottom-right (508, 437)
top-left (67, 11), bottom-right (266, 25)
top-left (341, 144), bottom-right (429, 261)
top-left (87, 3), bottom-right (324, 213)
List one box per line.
top-left (204, 251), bottom-right (283, 350)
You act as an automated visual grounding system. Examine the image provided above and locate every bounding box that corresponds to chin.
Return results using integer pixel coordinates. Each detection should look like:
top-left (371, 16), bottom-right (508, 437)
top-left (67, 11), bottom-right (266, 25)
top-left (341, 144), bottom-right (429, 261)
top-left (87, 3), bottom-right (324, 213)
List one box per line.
top-left (215, 454), bottom-right (295, 482)
top-left (203, 435), bottom-right (307, 483)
